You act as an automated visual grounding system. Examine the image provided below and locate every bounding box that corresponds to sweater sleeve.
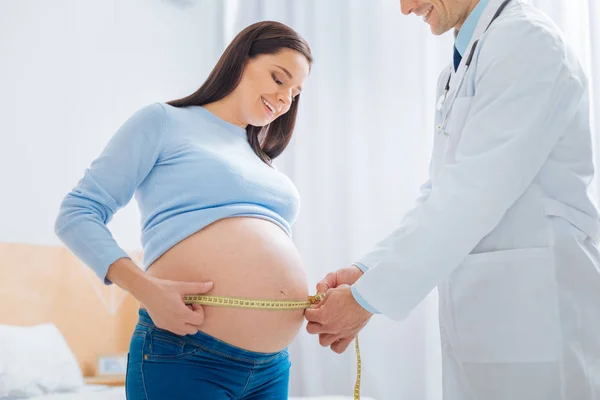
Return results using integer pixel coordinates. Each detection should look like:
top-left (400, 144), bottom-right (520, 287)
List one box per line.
top-left (54, 103), bottom-right (166, 284)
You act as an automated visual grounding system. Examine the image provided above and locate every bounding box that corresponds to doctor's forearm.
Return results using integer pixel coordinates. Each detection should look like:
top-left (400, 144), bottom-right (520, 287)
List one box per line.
top-left (352, 179), bottom-right (526, 320)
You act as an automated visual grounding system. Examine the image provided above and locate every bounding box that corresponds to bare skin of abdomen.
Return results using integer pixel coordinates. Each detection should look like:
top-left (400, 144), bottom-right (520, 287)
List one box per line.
top-left (145, 217), bottom-right (309, 353)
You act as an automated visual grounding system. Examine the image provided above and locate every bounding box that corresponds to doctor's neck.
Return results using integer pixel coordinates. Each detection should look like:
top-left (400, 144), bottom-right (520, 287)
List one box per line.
top-left (454, 0), bottom-right (481, 31)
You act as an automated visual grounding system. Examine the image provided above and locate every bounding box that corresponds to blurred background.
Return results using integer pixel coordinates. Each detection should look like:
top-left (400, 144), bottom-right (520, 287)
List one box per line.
top-left (0, 0), bottom-right (597, 399)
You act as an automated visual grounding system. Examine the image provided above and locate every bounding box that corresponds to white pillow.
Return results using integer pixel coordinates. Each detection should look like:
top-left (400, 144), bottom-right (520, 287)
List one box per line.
top-left (0, 323), bottom-right (85, 397)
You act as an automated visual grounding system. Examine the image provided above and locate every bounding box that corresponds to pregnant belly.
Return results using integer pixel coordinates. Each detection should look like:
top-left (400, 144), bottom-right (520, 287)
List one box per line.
top-left (145, 217), bottom-right (309, 353)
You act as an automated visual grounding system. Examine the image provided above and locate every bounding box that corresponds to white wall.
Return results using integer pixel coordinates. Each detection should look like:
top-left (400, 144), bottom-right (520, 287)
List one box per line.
top-left (0, 0), bottom-right (225, 251)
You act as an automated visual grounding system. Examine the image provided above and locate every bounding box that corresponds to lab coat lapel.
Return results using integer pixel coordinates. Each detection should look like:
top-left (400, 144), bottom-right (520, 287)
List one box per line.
top-left (443, 0), bottom-right (510, 120)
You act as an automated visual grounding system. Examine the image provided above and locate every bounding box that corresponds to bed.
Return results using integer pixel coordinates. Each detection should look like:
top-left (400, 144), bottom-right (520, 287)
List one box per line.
top-left (0, 243), bottom-right (375, 400)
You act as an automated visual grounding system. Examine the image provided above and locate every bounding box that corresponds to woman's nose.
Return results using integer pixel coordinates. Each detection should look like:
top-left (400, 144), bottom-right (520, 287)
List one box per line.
top-left (276, 91), bottom-right (292, 109)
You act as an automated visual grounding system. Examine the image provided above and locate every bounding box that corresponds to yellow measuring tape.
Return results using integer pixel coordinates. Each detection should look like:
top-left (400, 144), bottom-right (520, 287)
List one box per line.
top-left (184, 293), bottom-right (362, 400)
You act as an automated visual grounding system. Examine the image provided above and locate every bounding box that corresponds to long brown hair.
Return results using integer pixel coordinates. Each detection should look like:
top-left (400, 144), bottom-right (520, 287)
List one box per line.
top-left (168, 21), bottom-right (312, 164)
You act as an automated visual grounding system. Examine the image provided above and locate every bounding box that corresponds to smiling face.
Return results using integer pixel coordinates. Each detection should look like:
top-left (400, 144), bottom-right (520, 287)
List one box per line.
top-left (399, 0), bottom-right (479, 35)
top-left (232, 49), bottom-right (310, 128)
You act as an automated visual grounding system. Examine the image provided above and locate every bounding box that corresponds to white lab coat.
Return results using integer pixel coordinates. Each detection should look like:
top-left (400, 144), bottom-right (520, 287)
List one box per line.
top-left (353, 0), bottom-right (600, 398)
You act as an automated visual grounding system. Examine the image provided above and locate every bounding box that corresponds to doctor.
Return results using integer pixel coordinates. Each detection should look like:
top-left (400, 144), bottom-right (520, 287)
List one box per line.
top-left (305, 0), bottom-right (600, 399)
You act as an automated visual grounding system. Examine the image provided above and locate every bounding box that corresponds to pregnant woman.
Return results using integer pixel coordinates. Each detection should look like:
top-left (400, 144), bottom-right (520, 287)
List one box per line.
top-left (55, 21), bottom-right (312, 399)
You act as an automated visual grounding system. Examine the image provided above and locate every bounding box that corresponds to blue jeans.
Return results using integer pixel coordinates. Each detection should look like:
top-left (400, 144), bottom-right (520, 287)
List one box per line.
top-left (126, 309), bottom-right (291, 400)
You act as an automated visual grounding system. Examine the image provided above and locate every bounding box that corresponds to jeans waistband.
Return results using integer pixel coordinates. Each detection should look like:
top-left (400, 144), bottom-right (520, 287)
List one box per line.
top-left (137, 308), bottom-right (288, 365)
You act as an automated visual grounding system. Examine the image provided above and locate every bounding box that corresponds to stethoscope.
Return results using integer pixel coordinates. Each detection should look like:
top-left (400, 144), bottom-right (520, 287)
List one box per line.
top-left (436, 0), bottom-right (512, 135)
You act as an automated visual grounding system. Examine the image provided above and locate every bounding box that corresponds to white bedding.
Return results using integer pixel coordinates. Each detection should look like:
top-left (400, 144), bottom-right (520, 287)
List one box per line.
top-left (14, 385), bottom-right (376, 400)
top-left (2, 385), bottom-right (122, 400)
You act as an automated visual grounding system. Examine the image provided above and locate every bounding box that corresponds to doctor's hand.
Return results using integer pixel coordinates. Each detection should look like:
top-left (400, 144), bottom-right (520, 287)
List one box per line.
top-left (305, 285), bottom-right (373, 354)
top-left (316, 265), bottom-right (363, 293)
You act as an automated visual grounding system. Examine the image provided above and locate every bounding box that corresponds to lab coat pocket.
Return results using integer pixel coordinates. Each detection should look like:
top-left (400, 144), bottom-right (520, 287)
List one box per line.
top-left (450, 247), bottom-right (561, 363)
top-left (445, 96), bottom-right (473, 164)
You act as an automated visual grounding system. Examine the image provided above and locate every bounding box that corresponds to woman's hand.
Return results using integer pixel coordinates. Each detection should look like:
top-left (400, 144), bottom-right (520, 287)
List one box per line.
top-left (106, 258), bottom-right (213, 336)
top-left (138, 277), bottom-right (213, 336)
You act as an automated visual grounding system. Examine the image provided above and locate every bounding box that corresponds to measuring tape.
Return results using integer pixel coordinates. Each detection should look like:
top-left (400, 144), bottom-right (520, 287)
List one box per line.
top-left (184, 293), bottom-right (362, 400)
